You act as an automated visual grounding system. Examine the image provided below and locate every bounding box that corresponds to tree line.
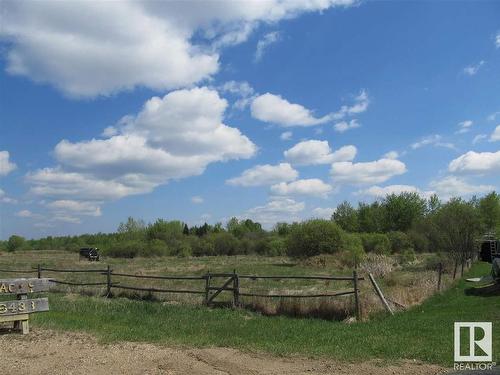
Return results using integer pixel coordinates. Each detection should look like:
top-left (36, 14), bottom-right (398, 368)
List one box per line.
top-left (2, 192), bottom-right (499, 268)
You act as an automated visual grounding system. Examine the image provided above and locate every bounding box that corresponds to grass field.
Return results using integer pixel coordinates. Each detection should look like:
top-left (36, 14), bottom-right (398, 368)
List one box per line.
top-left (1, 251), bottom-right (497, 365)
top-left (24, 262), bottom-right (498, 366)
top-left (0, 250), bottom-right (452, 318)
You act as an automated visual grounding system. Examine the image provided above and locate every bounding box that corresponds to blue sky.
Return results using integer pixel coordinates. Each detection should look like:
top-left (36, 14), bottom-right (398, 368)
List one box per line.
top-left (0, 0), bottom-right (499, 239)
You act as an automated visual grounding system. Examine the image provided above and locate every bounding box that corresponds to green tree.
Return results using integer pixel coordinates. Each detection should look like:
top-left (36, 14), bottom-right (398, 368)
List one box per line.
top-left (332, 201), bottom-right (359, 232)
top-left (226, 217), bottom-right (262, 238)
top-left (427, 194), bottom-right (442, 214)
top-left (7, 235), bottom-right (26, 252)
top-left (478, 191), bottom-right (500, 233)
top-left (286, 219), bottom-right (345, 257)
top-left (382, 192), bottom-right (426, 232)
top-left (434, 198), bottom-right (481, 274)
top-left (357, 201), bottom-right (385, 232)
top-left (146, 219), bottom-right (184, 245)
top-left (117, 217), bottom-right (146, 240)
top-left (273, 222), bottom-right (292, 236)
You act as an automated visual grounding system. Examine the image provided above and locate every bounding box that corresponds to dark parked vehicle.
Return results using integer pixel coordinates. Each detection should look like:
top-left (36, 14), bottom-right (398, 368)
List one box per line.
top-left (79, 247), bottom-right (100, 261)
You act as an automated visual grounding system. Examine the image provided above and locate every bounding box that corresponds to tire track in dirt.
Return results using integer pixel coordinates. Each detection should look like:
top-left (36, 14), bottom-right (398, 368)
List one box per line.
top-left (0, 328), bottom-right (448, 375)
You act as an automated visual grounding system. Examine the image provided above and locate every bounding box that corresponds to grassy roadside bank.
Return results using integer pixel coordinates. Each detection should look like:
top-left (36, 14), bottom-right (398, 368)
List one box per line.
top-left (30, 262), bottom-right (499, 366)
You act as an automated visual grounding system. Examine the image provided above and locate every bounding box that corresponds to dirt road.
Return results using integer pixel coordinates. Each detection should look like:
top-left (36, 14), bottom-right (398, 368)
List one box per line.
top-left (1, 329), bottom-right (448, 375)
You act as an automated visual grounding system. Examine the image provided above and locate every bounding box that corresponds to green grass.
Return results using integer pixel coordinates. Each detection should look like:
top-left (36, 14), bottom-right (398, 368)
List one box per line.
top-left (29, 262), bottom-right (499, 366)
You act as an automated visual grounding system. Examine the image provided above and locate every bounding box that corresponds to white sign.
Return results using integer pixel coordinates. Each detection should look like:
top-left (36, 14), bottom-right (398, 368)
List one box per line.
top-left (454, 322), bottom-right (492, 362)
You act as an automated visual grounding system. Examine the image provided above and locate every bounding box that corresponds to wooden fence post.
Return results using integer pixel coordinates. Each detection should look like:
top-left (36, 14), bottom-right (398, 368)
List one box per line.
top-left (437, 262), bottom-right (443, 292)
top-left (353, 270), bottom-right (361, 321)
top-left (106, 265), bottom-right (112, 297)
top-left (37, 264), bottom-right (41, 279)
top-left (368, 273), bottom-right (394, 316)
top-left (204, 271), bottom-right (210, 306)
top-left (233, 269), bottom-right (239, 308)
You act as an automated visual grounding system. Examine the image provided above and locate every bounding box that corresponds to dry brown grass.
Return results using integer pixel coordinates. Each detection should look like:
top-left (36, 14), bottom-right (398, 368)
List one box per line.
top-left (244, 296), bottom-right (354, 320)
top-left (0, 250), bottom-right (457, 321)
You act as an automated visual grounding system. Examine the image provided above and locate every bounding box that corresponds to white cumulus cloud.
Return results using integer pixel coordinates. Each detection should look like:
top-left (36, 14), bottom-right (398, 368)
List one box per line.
top-left (280, 131), bottom-right (293, 141)
top-left (311, 207), bottom-right (335, 219)
top-left (242, 197), bottom-right (305, 226)
top-left (227, 163), bottom-right (298, 187)
top-left (330, 158), bottom-right (407, 185)
top-left (284, 140), bottom-right (356, 166)
top-left (430, 176), bottom-right (495, 200)
top-left (271, 179), bottom-right (332, 197)
top-left (490, 125), bottom-right (500, 142)
top-left (27, 87), bottom-right (256, 220)
top-left (383, 151), bottom-right (399, 159)
top-left (251, 93), bottom-right (331, 127)
top-left (332, 90), bottom-right (370, 120)
top-left (448, 150), bottom-right (500, 175)
top-left (45, 200), bottom-right (102, 217)
top-left (0, 1), bottom-right (355, 97)
top-left (333, 119), bottom-right (361, 133)
top-left (0, 151), bottom-right (17, 176)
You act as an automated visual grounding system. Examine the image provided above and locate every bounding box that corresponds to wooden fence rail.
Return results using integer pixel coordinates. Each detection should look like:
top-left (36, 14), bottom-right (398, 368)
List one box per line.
top-left (0, 265), bottom-right (367, 320)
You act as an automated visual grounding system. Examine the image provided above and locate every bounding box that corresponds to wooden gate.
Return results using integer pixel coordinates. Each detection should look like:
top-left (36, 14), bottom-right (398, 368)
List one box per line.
top-left (204, 272), bottom-right (239, 307)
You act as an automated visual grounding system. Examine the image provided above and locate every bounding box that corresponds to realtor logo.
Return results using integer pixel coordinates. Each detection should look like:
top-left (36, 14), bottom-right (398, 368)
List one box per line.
top-left (454, 322), bottom-right (492, 362)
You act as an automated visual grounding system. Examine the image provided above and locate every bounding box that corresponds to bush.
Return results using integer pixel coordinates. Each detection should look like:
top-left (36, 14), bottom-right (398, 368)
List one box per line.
top-left (360, 233), bottom-right (391, 255)
top-left (399, 248), bottom-right (416, 265)
top-left (340, 233), bottom-right (365, 267)
top-left (105, 241), bottom-right (144, 258)
top-left (143, 239), bottom-right (169, 257)
top-left (266, 237), bottom-right (287, 256)
top-left (387, 231), bottom-right (413, 253)
top-left (424, 252), bottom-right (450, 272)
top-left (146, 219), bottom-right (184, 246)
top-left (209, 232), bottom-right (240, 255)
top-left (286, 219), bottom-right (346, 258)
top-left (407, 230), bottom-right (429, 252)
top-left (171, 240), bottom-right (192, 257)
top-left (189, 236), bottom-right (214, 256)
top-left (7, 235), bottom-right (26, 252)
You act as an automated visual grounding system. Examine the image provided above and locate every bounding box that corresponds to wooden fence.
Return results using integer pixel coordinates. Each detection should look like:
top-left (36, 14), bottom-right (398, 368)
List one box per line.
top-left (0, 265), bottom-right (365, 320)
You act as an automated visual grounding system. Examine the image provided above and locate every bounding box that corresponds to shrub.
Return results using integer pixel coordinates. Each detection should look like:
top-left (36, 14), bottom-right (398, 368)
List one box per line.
top-left (340, 233), bottom-right (365, 267)
top-left (286, 219), bottom-right (346, 258)
top-left (105, 240), bottom-right (144, 258)
top-left (407, 230), bottom-right (429, 252)
top-left (189, 236), bottom-right (214, 256)
top-left (424, 252), bottom-right (450, 272)
top-left (172, 241), bottom-right (192, 257)
top-left (266, 237), bottom-right (287, 256)
top-left (146, 219), bottom-right (184, 246)
top-left (209, 232), bottom-right (240, 255)
top-left (360, 233), bottom-right (391, 255)
top-left (7, 235), bottom-right (26, 252)
top-left (143, 239), bottom-right (169, 257)
top-left (399, 248), bottom-right (416, 265)
top-left (387, 231), bottom-right (413, 253)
